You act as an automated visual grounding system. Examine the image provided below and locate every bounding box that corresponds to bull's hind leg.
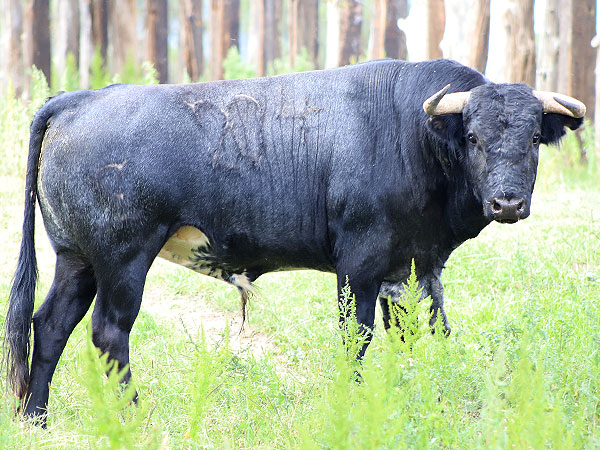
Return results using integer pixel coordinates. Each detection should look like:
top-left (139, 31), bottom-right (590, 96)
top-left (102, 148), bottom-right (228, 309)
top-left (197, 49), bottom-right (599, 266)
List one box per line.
top-left (90, 244), bottom-right (160, 390)
top-left (25, 253), bottom-right (97, 423)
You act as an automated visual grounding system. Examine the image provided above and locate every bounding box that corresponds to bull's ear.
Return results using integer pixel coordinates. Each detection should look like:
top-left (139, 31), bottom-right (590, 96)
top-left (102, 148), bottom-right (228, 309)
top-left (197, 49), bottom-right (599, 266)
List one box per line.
top-left (540, 113), bottom-right (584, 145)
top-left (426, 114), bottom-right (464, 144)
top-left (425, 114), bottom-right (465, 172)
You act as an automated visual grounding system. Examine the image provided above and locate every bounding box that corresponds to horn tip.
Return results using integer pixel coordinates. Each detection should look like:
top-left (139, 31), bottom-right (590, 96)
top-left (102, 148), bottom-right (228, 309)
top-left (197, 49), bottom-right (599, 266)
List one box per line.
top-left (554, 96), bottom-right (586, 118)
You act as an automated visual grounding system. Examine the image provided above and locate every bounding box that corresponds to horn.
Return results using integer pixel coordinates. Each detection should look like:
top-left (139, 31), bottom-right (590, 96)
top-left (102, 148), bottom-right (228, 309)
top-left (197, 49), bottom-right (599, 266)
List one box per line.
top-left (423, 84), bottom-right (471, 116)
top-left (532, 91), bottom-right (586, 118)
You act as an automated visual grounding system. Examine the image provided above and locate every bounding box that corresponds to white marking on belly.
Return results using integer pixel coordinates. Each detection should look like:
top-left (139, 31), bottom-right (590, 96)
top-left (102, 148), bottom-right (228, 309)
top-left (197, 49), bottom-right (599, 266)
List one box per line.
top-left (159, 226), bottom-right (257, 323)
top-left (158, 226), bottom-right (217, 275)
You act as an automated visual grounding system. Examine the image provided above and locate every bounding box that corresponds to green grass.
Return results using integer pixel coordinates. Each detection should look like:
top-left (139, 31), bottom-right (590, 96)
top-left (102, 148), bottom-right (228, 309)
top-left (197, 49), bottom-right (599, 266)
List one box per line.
top-left (0, 73), bottom-right (599, 448)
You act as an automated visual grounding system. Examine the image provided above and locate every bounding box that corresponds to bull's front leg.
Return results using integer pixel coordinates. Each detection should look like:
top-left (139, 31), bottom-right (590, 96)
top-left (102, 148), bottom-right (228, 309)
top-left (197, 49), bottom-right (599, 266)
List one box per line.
top-left (335, 251), bottom-right (386, 360)
top-left (425, 272), bottom-right (451, 336)
top-left (377, 272), bottom-right (451, 337)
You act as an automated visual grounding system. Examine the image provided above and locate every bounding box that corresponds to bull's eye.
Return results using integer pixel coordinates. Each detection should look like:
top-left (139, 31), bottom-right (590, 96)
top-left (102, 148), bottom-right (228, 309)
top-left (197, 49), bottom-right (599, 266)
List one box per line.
top-left (467, 132), bottom-right (478, 144)
top-left (532, 133), bottom-right (541, 145)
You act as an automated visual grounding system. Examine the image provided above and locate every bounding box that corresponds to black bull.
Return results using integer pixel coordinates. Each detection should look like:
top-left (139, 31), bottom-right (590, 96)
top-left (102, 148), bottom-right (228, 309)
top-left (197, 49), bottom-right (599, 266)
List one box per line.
top-left (5, 59), bottom-right (584, 422)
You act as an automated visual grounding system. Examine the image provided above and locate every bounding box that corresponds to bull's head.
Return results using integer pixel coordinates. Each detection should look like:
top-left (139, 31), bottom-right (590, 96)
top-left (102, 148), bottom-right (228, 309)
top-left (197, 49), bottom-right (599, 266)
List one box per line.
top-left (423, 83), bottom-right (585, 223)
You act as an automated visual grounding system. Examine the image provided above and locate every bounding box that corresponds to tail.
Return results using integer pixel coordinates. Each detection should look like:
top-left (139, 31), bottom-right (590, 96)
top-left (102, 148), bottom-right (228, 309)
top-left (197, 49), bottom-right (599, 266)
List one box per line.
top-left (4, 105), bottom-right (53, 399)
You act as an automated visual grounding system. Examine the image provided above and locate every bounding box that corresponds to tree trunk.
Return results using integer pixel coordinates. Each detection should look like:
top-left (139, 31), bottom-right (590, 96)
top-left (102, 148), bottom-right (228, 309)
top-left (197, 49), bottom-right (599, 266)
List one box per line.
top-left (425, 0), bottom-right (445, 59)
top-left (180, 0), bottom-right (203, 81)
top-left (536, 0), bottom-right (559, 91)
top-left (229, 0), bottom-right (240, 50)
top-left (264, 0), bottom-right (281, 65)
top-left (248, 0), bottom-right (265, 75)
top-left (570, 0), bottom-right (596, 120)
top-left (249, 0), bottom-right (280, 75)
top-left (80, 0), bottom-right (92, 88)
top-left (1, 0), bottom-right (24, 95)
top-left (468, 0), bottom-right (489, 73)
top-left (385, 0), bottom-right (408, 60)
top-left (108, 0), bottom-right (137, 75)
top-left (558, 0), bottom-right (595, 163)
top-left (210, 0), bottom-right (239, 80)
top-left (503, 0), bottom-right (535, 85)
top-left (368, 0), bottom-right (408, 60)
top-left (24, 0), bottom-right (51, 86)
top-left (146, 0), bottom-right (168, 83)
top-left (289, 0), bottom-right (318, 68)
top-left (56, 0), bottom-right (81, 77)
top-left (337, 0), bottom-right (362, 66)
top-left (91, 0), bottom-right (108, 61)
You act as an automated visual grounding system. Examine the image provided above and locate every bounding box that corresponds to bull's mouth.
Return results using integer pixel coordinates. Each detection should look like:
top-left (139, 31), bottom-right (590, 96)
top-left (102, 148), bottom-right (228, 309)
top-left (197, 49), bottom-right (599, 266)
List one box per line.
top-left (496, 218), bottom-right (519, 224)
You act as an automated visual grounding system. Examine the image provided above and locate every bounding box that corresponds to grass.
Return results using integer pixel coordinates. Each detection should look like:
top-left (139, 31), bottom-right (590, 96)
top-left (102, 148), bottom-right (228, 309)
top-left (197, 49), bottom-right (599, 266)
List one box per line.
top-left (0, 72), bottom-right (599, 448)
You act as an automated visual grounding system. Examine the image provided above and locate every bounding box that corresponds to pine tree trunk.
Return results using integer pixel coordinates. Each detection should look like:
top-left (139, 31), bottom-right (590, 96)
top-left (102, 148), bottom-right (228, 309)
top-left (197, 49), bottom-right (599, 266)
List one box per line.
top-left (248, 0), bottom-right (266, 75)
top-left (384, 0), bottom-right (408, 60)
top-left (56, 0), bottom-right (81, 76)
top-left (80, 0), bottom-right (92, 88)
top-left (503, 0), bottom-right (535, 85)
top-left (558, 0), bottom-right (595, 163)
top-left (536, 0), bottom-right (559, 90)
top-left (289, 0), bottom-right (318, 68)
top-left (468, 0), bottom-right (489, 73)
top-left (146, 0), bottom-right (168, 83)
top-left (570, 0), bottom-right (596, 120)
top-left (180, 0), bottom-right (203, 81)
top-left (337, 0), bottom-right (362, 66)
top-left (1, 0), bottom-right (24, 95)
top-left (108, 0), bottom-right (137, 75)
top-left (24, 0), bottom-right (51, 86)
top-left (425, 0), bottom-right (445, 59)
top-left (367, 0), bottom-right (384, 60)
top-left (210, 0), bottom-right (239, 80)
top-left (91, 0), bottom-right (108, 61)
top-left (368, 0), bottom-right (408, 60)
top-left (264, 0), bottom-right (281, 65)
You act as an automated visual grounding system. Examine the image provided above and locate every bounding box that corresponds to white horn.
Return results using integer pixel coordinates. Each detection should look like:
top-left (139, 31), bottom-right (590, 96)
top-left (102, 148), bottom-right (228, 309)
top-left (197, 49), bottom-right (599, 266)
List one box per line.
top-left (533, 91), bottom-right (586, 118)
top-left (423, 84), bottom-right (471, 116)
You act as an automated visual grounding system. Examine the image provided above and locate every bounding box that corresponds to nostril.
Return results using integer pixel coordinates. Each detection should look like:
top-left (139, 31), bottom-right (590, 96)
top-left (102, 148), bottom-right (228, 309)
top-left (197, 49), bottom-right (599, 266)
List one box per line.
top-left (516, 199), bottom-right (525, 214)
top-left (491, 200), bottom-right (502, 214)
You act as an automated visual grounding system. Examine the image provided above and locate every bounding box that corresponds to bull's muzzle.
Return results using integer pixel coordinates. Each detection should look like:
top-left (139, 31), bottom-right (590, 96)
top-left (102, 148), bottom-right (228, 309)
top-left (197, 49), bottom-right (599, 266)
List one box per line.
top-left (488, 197), bottom-right (527, 223)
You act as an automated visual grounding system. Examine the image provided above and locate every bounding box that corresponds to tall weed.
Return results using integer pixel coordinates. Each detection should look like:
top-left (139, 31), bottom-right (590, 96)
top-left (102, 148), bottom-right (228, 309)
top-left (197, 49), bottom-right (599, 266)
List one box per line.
top-left (76, 327), bottom-right (158, 449)
top-left (186, 325), bottom-right (233, 446)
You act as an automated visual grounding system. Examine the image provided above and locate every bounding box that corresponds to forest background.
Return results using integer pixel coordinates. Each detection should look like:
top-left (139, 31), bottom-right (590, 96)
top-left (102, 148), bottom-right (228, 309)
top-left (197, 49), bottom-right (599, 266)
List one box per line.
top-left (0, 1), bottom-right (599, 448)
top-left (2, 1), bottom-right (598, 159)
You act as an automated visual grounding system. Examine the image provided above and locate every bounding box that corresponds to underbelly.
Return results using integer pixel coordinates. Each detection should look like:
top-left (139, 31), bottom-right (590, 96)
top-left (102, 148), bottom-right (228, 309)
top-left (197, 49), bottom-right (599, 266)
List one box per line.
top-left (158, 226), bottom-right (254, 293)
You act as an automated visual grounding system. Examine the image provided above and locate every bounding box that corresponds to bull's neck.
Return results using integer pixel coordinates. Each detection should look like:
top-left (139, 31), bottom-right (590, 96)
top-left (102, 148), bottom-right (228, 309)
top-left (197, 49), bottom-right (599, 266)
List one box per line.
top-left (444, 170), bottom-right (491, 244)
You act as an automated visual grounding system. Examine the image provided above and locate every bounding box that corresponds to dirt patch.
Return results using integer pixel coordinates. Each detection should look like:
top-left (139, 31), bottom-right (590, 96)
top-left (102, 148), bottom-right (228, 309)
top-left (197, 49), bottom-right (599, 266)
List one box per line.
top-left (141, 285), bottom-right (279, 358)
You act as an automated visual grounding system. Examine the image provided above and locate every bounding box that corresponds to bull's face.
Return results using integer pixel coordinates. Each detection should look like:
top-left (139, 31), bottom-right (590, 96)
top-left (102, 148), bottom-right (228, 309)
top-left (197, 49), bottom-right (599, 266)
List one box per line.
top-left (424, 83), bottom-right (584, 224)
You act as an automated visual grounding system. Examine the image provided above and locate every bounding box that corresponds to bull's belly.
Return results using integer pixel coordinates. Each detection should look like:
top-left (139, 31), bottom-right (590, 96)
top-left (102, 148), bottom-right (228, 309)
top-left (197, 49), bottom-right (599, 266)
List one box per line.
top-left (158, 226), bottom-right (254, 294)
